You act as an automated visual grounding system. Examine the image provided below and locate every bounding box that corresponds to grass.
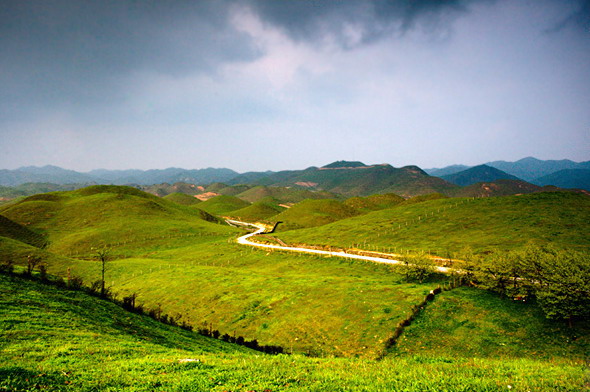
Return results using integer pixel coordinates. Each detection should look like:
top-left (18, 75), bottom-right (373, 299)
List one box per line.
top-left (163, 192), bottom-right (202, 205)
top-left (393, 287), bottom-right (590, 359)
top-left (273, 199), bottom-right (360, 231)
top-left (0, 214), bottom-right (46, 247)
top-left (228, 198), bottom-right (286, 221)
top-left (275, 191), bottom-right (590, 255)
top-left (194, 195), bottom-right (251, 215)
top-left (1, 185), bottom-right (589, 390)
top-left (235, 185), bottom-right (336, 204)
top-left (1, 273), bottom-right (587, 391)
top-left (0, 185), bottom-right (233, 257)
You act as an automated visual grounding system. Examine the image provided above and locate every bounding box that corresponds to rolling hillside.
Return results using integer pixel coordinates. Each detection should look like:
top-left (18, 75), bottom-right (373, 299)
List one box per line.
top-left (243, 162), bottom-right (459, 197)
top-left (235, 185), bottom-right (335, 204)
top-left (162, 192), bottom-right (202, 205)
top-left (448, 179), bottom-right (552, 198)
top-left (0, 214), bottom-right (46, 248)
top-left (275, 191), bottom-right (590, 255)
top-left (441, 165), bottom-right (520, 186)
top-left (195, 195), bottom-right (251, 215)
top-left (343, 193), bottom-right (405, 212)
top-left (0, 185), bottom-right (232, 256)
top-left (227, 198), bottom-right (286, 221)
top-left (272, 199), bottom-right (360, 231)
top-left (2, 273), bottom-right (586, 391)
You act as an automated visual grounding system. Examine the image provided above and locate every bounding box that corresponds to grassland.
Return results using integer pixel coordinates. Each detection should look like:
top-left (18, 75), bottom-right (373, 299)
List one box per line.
top-left (273, 199), bottom-right (360, 231)
top-left (1, 185), bottom-right (588, 390)
top-left (163, 192), bottom-right (202, 205)
top-left (275, 191), bottom-right (590, 256)
top-left (2, 273), bottom-right (588, 391)
top-left (195, 195), bottom-right (251, 215)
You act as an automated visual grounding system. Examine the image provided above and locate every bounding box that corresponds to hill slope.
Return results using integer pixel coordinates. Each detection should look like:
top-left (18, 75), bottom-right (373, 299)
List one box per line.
top-left (273, 199), bottom-right (360, 231)
top-left (0, 214), bottom-right (46, 248)
top-left (0, 185), bottom-right (233, 256)
top-left (2, 273), bottom-right (586, 391)
top-left (486, 157), bottom-right (590, 181)
top-left (235, 185), bottom-right (335, 204)
top-left (442, 165), bottom-right (520, 186)
top-left (533, 169), bottom-right (590, 191)
top-left (195, 195), bottom-right (251, 215)
top-left (449, 179), bottom-right (551, 198)
top-left (246, 162), bottom-right (458, 197)
top-left (276, 192), bottom-right (590, 254)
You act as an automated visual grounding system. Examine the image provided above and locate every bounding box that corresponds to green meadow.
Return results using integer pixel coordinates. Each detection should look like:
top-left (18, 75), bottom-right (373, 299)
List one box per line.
top-left (275, 191), bottom-right (590, 256)
top-left (1, 186), bottom-right (589, 390)
top-left (2, 274), bottom-right (587, 391)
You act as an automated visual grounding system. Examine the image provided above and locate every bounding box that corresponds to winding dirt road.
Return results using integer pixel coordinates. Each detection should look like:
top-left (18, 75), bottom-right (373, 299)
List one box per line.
top-left (226, 219), bottom-right (451, 273)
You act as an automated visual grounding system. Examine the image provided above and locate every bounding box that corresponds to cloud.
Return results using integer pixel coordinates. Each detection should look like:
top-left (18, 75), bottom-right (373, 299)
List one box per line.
top-left (245, 0), bottom-right (483, 48)
top-left (0, 0), bottom-right (260, 117)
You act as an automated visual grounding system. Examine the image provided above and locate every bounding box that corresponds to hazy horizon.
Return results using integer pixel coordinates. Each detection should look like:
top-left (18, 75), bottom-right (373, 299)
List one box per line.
top-left (1, 0), bottom-right (589, 172)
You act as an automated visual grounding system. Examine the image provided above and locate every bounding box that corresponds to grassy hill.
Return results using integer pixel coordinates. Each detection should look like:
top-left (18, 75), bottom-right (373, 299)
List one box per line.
top-left (194, 195), bottom-right (251, 216)
top-left (449, 179), bottom-right (552, 198)
top-left (441, 165), bottom-right (520, 186)
top-left (163, 192), bottom-right (202, 206)
top-left (0, 214), bottom-right (46, 248)
top-left (343, 193), bottom-right (405, 212)
top-left (1, 273), bottom-right (586, 391)
top-left (227, 197), bottom-right (286, 221)
top-left (1, 184), bottom-right (588, 390)
top-left (0, 185), bottom-right (232, 257)
top-left (273, 199), bottom-right (360, 231)
top-left (235, 185), bottom-right (335, 204)
top-left (239, 163), bottom-right (459, 198)
top-left (275, 192), bottom-right (590, 255)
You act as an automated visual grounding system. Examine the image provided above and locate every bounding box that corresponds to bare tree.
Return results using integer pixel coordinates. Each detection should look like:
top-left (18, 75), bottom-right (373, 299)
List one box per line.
top-left (95, 248), bottom-right (110, 297)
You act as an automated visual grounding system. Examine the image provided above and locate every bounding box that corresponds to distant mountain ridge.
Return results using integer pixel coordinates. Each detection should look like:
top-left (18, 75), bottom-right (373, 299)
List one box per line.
top-left (0, 165), bottom-right (238, 187)
top-left (428, 157), bottom-right (590, 191)
top-left (441, 165), bottom-right (521, 186)
top-left (2, 157), bottom-right (589, 196)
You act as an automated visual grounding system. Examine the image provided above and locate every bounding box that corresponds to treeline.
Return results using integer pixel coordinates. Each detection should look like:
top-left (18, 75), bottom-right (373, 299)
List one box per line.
top-left (0, 258), bottom-right (286, 355)
top-left (196, 326), bottom-right (284, 355)
top-left (458, 245), bottom-right (590, 326)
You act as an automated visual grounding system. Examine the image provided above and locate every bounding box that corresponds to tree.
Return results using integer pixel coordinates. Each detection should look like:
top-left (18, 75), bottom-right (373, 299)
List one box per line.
top-left (400, 252), bottom-right (436, 283)
top-left (520, 246), bottom-right (590, 326)
top-left (26, 255), bottom-right (41, 276)
top-left (95, 248), bottom-right (110, 297)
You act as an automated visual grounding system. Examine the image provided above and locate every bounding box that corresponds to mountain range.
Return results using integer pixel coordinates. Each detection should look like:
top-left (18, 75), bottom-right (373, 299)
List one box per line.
top-left (1, 157), bottom-right (589, 196)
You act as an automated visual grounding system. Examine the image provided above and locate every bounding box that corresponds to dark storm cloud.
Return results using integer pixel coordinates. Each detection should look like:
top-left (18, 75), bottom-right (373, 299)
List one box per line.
top-left (546, 0), bottom-right (590, 32)
top-left (0, 0), bottom-right (259, 116)
top-left (246, 0), bottom-right (488, 47)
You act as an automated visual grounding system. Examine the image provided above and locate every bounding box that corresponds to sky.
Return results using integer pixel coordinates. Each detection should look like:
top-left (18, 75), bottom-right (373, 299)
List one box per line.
top-left (1, 0), bottom-right (589, 172)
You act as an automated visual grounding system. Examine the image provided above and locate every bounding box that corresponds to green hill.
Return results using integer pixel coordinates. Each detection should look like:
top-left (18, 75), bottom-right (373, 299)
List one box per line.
top-left (441, 165), bottom-right (521, 186)
top-left (0, 185), bottom-right (232, 256)
top-left (235, 185), bottom-right (335, 204)
top-left (1, 273), bottom-right (586, 391)
top-left (0, 214), bottom-right (46, 248)
top-left (275, 192), bottom-right (590, 255)
top-left (249, 163), bottom-right (459, 198)
top-left (195, 195), bottom-right (251, 215)
top-left (449, 179), bottom-right (550, 198)
top-left (228, 198), bottom-right (286, 221)
top-left (344, 193), bottom-right (405, 212)
top-left (163, 192), bottom-right (202, 206)
top-left (273, 199), bottom-right (360, 231)
top-left (203, 183), bottom-right (253, 196)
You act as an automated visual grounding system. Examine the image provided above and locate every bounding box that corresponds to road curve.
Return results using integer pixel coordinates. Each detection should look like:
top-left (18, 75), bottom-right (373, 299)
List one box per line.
top-left (226, 219), bottom-right (451, 273)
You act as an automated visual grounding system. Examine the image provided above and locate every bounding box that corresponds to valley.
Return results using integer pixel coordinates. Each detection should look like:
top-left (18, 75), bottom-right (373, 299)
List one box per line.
top-left (1, 168), bottom-right (589, 391)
